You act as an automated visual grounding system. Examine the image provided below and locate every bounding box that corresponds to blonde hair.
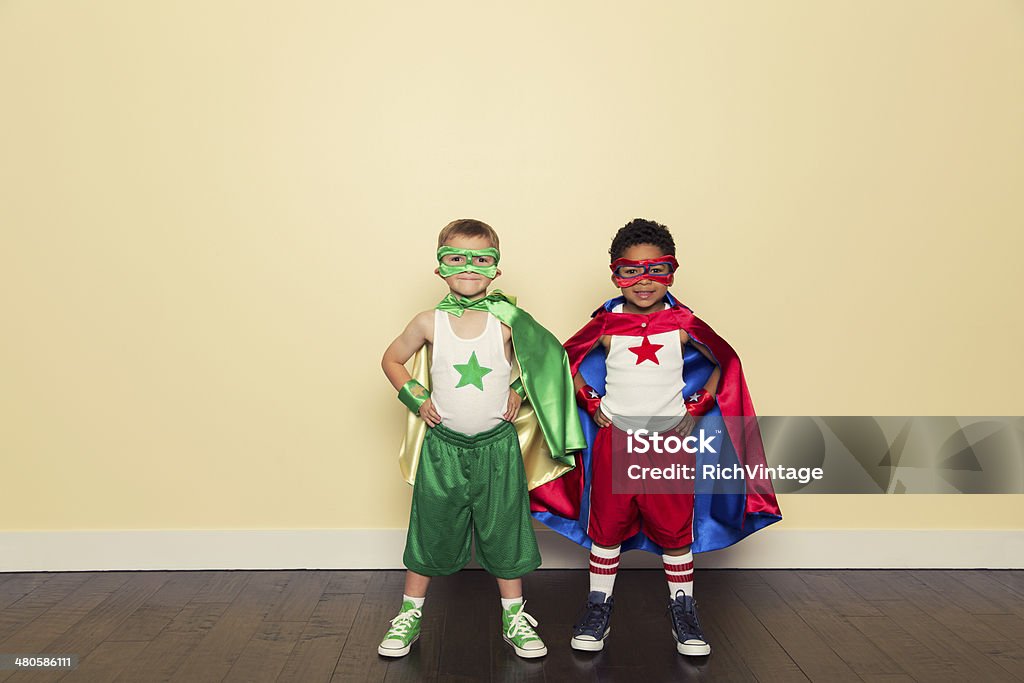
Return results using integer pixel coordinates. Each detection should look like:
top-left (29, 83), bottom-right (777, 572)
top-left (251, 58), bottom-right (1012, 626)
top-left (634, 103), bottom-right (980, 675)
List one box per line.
top-left (437, 219), bottom-right (500, 249)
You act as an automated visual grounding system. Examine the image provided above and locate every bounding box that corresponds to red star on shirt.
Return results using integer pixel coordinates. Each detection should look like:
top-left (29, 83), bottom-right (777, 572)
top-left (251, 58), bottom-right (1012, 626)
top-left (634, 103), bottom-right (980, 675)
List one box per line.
top-left (628, 336), bottom-right (663, 365)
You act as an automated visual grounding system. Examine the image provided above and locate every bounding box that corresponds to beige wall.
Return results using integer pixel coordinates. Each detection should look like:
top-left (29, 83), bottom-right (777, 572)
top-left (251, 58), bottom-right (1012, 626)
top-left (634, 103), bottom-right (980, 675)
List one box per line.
top-left (2, 1), bottom-right (1022, 532)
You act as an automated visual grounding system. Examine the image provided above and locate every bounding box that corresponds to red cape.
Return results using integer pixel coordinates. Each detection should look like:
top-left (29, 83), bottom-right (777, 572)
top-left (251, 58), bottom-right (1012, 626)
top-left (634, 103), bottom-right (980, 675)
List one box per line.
top-left (529, 295), bottom-right (781, 552)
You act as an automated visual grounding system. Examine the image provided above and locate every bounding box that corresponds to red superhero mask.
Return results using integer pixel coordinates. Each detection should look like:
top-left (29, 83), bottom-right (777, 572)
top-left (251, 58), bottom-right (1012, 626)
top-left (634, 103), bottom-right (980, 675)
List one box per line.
top-left (609, 255), bottom-right (679, 288)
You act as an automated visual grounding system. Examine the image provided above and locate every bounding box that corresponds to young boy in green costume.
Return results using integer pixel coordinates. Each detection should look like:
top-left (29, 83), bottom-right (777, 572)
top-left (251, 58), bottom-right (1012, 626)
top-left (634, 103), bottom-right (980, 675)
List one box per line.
top-left (379, 219), bottom-right (584, 659)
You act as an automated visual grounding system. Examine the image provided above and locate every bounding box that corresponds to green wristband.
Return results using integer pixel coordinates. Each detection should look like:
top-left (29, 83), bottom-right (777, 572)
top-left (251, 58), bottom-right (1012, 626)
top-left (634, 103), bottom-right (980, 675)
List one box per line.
top-left (398, 379), bottom-right (430, 414)
top-left (510, 377), bottom-right (526, 400)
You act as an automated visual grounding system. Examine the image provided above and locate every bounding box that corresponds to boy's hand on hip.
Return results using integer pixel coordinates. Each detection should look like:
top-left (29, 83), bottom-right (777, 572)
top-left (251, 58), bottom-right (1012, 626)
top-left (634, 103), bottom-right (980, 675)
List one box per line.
top-left (503, 391), bottom-right (522, 422)
top-left (594, 406), bottom-right (612, 428)
top-left (419, 398), bottom-right (441, 427)
top-left (672, 412), bottom-right (696, 439)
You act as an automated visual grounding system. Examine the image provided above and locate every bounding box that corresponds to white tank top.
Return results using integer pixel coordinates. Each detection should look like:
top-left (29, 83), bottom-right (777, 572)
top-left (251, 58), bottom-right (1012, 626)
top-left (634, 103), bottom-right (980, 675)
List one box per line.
top-left (600, 303), bottom-right (685, 431)
top-left (430, 310), bottom-right (511, 435)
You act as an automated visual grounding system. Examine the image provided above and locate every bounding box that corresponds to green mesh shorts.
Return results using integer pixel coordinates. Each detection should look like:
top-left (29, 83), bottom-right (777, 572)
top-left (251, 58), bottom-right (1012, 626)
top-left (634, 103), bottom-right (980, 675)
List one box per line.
top-left (403, 420), bottom-right (541, 579)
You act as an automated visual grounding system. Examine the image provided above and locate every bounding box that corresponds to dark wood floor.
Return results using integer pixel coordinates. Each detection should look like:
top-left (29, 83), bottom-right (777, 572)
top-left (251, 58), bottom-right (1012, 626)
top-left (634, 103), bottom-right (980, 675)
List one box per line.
top-left (1, 569), bottom-right (1023, 682)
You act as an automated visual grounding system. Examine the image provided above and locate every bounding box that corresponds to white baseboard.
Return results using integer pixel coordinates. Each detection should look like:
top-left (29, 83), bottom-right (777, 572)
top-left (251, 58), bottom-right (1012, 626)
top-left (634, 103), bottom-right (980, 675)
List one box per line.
top-left (2, 528), bottom-right (1022, 572)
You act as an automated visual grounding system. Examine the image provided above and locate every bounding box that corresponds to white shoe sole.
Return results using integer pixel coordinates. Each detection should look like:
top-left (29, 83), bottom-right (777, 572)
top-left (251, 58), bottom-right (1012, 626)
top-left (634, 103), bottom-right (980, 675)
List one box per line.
top-left (570, 627), bottom-right (611, 652)
top-left (503, 635), bottom-right (548, 658)
top-left (378, 633), bottom-right (419, 657)
top-left (673, 630), bottom-right (711, 657)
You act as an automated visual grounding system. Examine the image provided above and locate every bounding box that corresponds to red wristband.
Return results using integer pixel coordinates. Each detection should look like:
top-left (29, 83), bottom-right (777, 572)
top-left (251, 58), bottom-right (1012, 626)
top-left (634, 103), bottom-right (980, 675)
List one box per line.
top-left (685, 388), bottom-right (715, 417)
top-left (575, 384), bottom-right (603, 418)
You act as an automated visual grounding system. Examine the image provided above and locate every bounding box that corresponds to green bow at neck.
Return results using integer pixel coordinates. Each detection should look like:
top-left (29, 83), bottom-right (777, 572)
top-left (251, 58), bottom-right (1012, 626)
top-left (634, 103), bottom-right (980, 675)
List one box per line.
top-left (433, 290), bottom-right (585, 463)
top-left (437, 290), bottom-right (517, 316)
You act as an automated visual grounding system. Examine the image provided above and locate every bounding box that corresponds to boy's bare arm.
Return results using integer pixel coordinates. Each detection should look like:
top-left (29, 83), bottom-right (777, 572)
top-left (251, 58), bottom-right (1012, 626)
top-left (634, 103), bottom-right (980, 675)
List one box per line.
top-left (683, 331), bottom-right (721, 395)
top-left (382, 311), bottom-right (442, 426)
top-left (381, 311), bottom-right (433, 390)
top-left (572, 371), bottom-right (587, 393)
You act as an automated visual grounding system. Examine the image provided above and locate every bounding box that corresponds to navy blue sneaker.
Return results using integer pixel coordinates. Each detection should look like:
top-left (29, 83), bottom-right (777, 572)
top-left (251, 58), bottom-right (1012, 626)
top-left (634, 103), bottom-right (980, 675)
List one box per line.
top-left (668, 590), bottom-right (711, 656)
top-left (570, 591), bottom-right (614, 652)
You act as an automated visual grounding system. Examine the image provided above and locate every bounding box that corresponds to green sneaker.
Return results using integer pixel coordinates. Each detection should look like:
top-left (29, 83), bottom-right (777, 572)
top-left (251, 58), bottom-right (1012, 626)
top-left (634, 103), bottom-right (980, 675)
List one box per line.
top-left (502, 601), bottom-right (547, 658)
top-left (378, 600), bottom-right (422, 657)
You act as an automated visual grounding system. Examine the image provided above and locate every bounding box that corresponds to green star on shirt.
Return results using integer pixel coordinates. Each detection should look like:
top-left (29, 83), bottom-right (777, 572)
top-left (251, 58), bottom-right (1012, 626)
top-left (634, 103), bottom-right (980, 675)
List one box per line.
top-left (453, 351), bottom-right (492, 391)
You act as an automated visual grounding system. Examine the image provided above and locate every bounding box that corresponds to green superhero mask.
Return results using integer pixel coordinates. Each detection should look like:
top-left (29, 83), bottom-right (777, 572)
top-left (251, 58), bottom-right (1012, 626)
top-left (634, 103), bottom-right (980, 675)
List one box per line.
top-left (436, 246), bottom-right (500, 279)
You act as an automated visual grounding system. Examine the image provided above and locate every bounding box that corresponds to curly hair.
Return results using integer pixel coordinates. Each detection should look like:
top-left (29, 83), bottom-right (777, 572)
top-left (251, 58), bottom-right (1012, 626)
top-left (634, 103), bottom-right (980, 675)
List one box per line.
top-left (608, 218), bottom-right (675, 261)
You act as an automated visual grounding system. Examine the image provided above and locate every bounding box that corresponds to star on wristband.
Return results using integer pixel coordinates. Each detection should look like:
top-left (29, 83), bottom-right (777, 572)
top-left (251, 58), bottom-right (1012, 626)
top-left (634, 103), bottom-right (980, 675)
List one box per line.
top-left (575, 384), bottom-right (603, 418)
top-left (398, 379), bottom-right (431, 414)
top-left (685, 388), bottom-right (715, 417)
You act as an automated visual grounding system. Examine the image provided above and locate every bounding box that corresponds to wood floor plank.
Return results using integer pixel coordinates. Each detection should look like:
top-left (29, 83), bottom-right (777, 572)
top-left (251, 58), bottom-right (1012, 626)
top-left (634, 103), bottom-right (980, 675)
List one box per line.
top-left (112, 602), bottom-right (231, 682)
top-left (796, 572), bottom-right (883, 617)
top-left (977, 614), bottom-right (1024, 647)
top-left (0, 575), bottom-right (59, 611)
top-left (276, 592), bottom-right (362, 683)
top-left (836, 570), bottom-right (906, 602)
top-left (222, 620), bottom-right (305, 683)
top-left (845, 614), bottom-right (960, 682)
top-left (4, 573), bottom-right (169, 683)
top-left (263, 571), bottom-right (331, 623)
top-left (189, 571), bottom-right (251, 603)
top-left (106, 571), bottom-right (213, 642)
top-left (695, 573), bottom-right (783, 682)
top-left (971, 640), bottom-right (1024, 680)
top-left (59, 640), bottom-right (149, 682)
top-left (879, 571), bottom-right (1007, 643)
top-left (0, 573), bottom-right (59, 610)
top-left (945, 571), bottom-right (1024, 619)
top-left (35, 572), bottom-right (169, 648)
top-left (708, 568), bottom-right (767, 588)
top-left (986, 571), bottom-right (1024, 596)
top-left (434, 571), bottom-right (494, 682)
top-left (758, 571), bottom-right (904, 677)
top-left (363, 570), bottom-right (408, 596)
top-left (874, 598), bottom-right (1020, 681)
top-left (490, 655), bottom-right (545, 683)
top-left (0, 574), bottom-right (93, 642)
top-left (696, 573), bottom-right (807, 682)
top-left (331, 587), bottom-right (392, 683)
top-left (913, 570), bottom-right (1010, 615)
top-left (732, 576), bottom-right (861, 681)
top-left (0, 573), bottom-right (134, 665)
top-left (322, 571), bottom-right (374, 595)
top-left (168, 572), bottom-right (290, 683)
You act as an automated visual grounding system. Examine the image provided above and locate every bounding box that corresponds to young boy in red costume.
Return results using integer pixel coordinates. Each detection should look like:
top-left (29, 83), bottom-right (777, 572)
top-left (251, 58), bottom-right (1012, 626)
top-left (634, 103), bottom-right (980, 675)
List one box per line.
top-left (542, 218), bottom-right (781, 657)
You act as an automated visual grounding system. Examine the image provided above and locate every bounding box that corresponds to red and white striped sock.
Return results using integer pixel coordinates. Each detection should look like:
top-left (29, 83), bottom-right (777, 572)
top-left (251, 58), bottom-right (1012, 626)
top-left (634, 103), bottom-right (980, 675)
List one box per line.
top-left (589, 544), bottom-right (621, 596)
top-left (663, 551), bottom-right (694, 597)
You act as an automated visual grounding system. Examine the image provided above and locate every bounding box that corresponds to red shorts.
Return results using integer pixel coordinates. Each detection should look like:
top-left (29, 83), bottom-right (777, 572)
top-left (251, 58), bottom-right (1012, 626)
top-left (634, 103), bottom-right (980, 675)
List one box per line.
top-left (586, 424), bottom-right (694, 548)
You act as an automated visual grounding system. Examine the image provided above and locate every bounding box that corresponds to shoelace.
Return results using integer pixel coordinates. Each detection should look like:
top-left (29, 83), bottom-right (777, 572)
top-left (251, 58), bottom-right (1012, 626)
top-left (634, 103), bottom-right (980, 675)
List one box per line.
top-left (387, 608), bottom-right (422, 637)
top-left (506, 601), bottom-right (540, 641)
top-left (668, 599), bottom-right (701, 637)
top-left (578, 601), bottom-right (611, 631)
